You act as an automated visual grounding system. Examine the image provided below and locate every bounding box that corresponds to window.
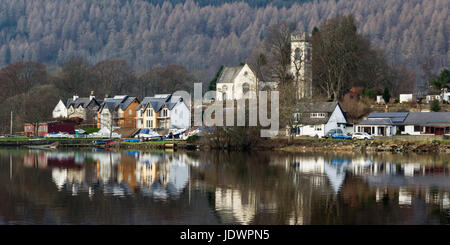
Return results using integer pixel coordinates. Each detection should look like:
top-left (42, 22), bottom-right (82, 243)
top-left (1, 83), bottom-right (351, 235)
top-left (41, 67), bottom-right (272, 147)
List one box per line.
top-left (293, 113), bottom-right (301, 122)
top-left (147, 109), bottom-right (153, 117)
top-left (129, 109), bottom-right (132, 115)
top-left (315, 126), bottom-right (322, 131)
top-left (305, 48), bottom-right (311, 62)
top-left (242, 83), bottom-right (249, 94)
top-left (414, 126), bottom-right (421, 132)
top-left (162, 109), bottom-right (168, 117)
top-left (146, 120), bottom-right (153, 128)
top-left (310, 113), bottom-right (326, 118)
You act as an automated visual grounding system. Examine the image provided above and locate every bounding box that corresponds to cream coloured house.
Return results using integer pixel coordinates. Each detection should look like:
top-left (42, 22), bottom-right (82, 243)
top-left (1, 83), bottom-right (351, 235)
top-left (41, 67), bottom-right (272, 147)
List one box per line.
top-left (136, 94), bottom-right (190, 130)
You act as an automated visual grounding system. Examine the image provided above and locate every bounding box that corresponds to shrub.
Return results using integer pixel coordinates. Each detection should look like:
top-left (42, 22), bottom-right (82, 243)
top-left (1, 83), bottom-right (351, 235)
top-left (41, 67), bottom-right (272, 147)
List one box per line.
top-left (430, 100), bottom-right (441, 112)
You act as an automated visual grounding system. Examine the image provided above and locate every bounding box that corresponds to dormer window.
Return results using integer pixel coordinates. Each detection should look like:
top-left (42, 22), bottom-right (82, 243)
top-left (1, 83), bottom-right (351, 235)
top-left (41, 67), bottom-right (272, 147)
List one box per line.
top-left (162, 109), bottom-right (168, 117)
top-left (310, 113), bottom-right (326, 118)
top-left (147, 109), bottom-right (153, 117)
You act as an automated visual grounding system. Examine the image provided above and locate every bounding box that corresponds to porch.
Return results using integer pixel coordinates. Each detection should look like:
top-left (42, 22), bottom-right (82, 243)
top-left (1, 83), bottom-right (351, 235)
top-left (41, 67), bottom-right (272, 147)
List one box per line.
top-left (355, 125), bottom-right (395, 136)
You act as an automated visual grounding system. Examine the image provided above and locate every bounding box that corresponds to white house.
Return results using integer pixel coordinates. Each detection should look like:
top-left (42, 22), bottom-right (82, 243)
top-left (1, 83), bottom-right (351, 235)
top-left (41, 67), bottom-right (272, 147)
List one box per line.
top-left (425, 95), bottom-right (441, 103)
top-left (399, 94), bottom-right (414, 103)
top-left (376, 95), bottom-right (385, 104)
top-left (355, 112), bottom-right (408, 136)
top-left (215, 63), bottom-right (258, 101)
top-left (52, 99), bottom-right (68, 118)
top-left (167, 95), bottom-right (191, 129)
top-left (290, 102), bottom-right (348, 138)
top-left (441, 88), bottom-right (450, 103)
top-left (402, 112), bottom-right (450, 135)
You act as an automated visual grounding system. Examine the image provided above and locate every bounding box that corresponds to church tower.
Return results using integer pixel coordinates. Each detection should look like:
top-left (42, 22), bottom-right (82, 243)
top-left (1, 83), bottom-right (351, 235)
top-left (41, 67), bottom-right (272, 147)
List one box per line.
top-left (290, 33), bottom-right (312, 100)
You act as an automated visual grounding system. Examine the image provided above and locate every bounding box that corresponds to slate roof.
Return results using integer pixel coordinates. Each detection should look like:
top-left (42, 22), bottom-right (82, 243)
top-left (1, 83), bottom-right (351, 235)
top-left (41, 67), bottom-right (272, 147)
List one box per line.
top-left (136, 97), bottom-right (152, 111)
top-left (120, 97), bottom-right (137, 110)
top-left (138, 94), bottom-right (185, 113)
top-left (294, 102), bottom-right (340, 125)
top-left (102, 98), bottom-right (122, 112)
top-left (66, 97), bottom-right (100, 109)
top-left (165, 95), bottom-right (183, 110)
top-left (295, 101), bottom-right (339, 113)
top-left (403, 112), bottom-right (450, 126)
top-left (358, 118), bottom-right (394, 125)
top-left (368, 112), bottom-right (408, 124)
top-left (100, 95), bottom-right (138, 112)
top-left (217, 66), bottom-right (244, 84)
top-left (148, 97), bottom-right (167, 112)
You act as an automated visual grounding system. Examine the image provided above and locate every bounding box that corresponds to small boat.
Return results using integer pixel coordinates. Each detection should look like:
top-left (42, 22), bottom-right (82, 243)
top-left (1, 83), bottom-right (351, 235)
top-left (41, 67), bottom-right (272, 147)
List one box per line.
top-left (92, 139), bottom-right (116, 145)
top-left (28, 142), bottom-right (59, 149)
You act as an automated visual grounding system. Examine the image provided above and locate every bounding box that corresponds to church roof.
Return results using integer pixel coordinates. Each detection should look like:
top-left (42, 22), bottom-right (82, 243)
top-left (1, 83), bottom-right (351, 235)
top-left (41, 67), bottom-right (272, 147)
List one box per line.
top-left (216, 65), bottom-right (244, 84)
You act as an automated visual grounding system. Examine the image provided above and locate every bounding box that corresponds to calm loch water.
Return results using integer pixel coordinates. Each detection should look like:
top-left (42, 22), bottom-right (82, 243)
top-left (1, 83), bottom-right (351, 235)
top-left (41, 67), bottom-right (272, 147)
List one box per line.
top-left (0, 148), bottom-right (449, 225)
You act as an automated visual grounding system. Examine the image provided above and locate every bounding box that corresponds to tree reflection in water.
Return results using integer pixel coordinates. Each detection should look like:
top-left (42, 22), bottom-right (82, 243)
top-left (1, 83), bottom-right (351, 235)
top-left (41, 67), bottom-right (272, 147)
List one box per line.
top-left (0, 149), bottom-right (449, 224)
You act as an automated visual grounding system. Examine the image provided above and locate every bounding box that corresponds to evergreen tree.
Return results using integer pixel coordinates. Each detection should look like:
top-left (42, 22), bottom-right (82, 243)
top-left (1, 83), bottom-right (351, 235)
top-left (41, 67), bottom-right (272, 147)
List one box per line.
top-left (429, 68), bottom-right (450, 91)
top-left (208, 65), bottom-right (224, 91)
top-left (382, 88), bottom-right (391, 104)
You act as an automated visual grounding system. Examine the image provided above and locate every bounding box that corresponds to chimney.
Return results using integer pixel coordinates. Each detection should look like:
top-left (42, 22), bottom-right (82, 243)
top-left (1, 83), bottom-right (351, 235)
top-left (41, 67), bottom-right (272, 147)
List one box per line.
top-left (73, 94), bottom-right (79, 101)
top-left (90, 91), bottom-right (95, 100)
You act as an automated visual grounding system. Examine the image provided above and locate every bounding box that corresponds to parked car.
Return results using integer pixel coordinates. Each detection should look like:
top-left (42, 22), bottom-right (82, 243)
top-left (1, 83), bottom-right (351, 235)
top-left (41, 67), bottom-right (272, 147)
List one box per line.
top-left (352, 132), bottom-right (374, 140)
top-left (331, 133), bottom-right (352, 140)
top-left (325, 128), bottom-right (344, 138)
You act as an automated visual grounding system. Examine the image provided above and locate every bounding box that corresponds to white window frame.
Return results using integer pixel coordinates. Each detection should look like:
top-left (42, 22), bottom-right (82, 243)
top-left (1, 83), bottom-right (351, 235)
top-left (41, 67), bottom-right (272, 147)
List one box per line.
top-left (310, 113), bottom-right (326, 118)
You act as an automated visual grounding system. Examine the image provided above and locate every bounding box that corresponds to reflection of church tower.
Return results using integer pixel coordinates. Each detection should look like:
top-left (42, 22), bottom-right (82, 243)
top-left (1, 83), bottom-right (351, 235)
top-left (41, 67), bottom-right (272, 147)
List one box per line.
top-left (290, 33), bottom-right (312, 100)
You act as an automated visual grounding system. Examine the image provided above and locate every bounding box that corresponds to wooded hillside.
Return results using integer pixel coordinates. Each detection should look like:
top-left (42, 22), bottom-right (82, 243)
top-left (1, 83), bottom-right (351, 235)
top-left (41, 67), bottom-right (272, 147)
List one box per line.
top-left (0, 0), bottom-right (448, 88)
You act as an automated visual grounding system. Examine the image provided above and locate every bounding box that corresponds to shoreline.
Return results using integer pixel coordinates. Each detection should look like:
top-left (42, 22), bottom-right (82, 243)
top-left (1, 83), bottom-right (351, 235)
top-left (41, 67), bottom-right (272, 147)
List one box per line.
top-left (1, 138), bottom-right (450, 153)
top-left (270, 138), bottom-right (450, 153)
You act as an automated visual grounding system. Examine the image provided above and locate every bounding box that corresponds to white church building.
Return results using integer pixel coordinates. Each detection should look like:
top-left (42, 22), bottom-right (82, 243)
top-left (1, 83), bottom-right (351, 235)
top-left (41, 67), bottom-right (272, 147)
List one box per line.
top-left (215, 63), bottom-right (258, 101)
top-left (215, 32), bottom-right (312, 101)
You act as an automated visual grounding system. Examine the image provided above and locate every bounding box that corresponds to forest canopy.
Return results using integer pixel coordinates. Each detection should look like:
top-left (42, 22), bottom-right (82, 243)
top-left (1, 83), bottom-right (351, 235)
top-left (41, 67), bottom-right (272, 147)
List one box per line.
top-left (0, 0), bottom-right (448, 88)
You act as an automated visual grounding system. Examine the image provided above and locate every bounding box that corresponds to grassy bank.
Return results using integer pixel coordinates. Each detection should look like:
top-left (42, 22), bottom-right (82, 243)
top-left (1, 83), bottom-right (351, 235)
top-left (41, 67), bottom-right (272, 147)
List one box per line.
top-left (270, 137), bottom-right (450, 153)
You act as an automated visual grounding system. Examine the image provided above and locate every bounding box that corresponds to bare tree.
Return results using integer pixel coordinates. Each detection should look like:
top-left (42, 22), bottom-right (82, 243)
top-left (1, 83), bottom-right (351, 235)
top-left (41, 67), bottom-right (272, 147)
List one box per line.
top-left (265, 22), bottom-right (294, 85)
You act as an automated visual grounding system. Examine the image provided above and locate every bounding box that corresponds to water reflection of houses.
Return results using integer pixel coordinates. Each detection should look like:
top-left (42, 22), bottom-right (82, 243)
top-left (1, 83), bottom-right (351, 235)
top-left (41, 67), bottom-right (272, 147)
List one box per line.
top-left (135, 152), bottom-right (190, 199)
top-left (286, 154), bottom-right (450, 211)
top-left (22, 150), bottom-right (191, 199)
top-left (344, 156), bottom-right (450, 208)
top-left (288, 156), bottom-right (349, 193)
top-left (214, 188), bottom-right (257, 225)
